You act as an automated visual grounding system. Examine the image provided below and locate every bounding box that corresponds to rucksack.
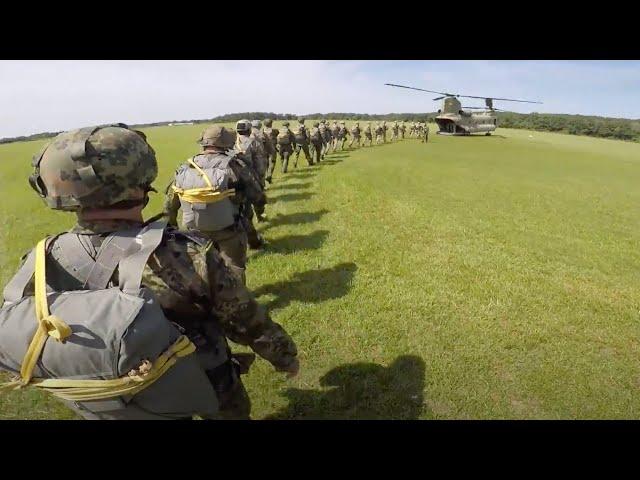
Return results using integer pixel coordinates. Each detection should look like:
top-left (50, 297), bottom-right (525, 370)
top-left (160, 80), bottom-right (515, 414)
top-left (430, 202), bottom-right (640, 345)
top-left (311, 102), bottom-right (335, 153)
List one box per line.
top-left (0, 222), bottom-right (221, 419)
top-left (172, 154), bottom-right (238, 232)
top-left (277, 129), bottom-right (291, 145)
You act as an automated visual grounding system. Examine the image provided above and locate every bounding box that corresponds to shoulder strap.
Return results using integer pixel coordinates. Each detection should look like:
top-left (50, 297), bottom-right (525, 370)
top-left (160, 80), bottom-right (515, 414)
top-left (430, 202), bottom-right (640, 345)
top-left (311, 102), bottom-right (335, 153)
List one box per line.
top-left (118, 221), bottom-right (167, 295)
top-left (2, 235), bottom-right (62, 305)
top-left (83, 228), bottom-right (141, 290)
top-left (187, 157), bottom-right (214, 189)
top-left (3, 249), bottom-right (37, 304)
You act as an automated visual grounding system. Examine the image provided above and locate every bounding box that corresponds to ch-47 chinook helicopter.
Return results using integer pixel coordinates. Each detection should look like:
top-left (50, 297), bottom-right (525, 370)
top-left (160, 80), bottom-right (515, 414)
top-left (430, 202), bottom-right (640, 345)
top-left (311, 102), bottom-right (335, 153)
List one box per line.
top-left (385, 83), bottom-right (542, 136)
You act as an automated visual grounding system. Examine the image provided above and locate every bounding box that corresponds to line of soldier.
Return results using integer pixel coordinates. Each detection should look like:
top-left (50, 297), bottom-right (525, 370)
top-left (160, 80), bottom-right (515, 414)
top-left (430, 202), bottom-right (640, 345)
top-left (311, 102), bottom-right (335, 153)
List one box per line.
top-left (0, 117), bottom-right (429, 421)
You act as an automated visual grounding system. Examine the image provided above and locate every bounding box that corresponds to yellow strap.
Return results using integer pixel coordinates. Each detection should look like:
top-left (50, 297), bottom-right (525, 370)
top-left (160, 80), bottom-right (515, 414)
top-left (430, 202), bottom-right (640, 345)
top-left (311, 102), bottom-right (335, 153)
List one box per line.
top-left (28, 335), bottom-right (196, 401)
top-left (19, 239), bottom-right (72, 385)
top-left (171, 185), bottom-right (235, 204)
top-left (1, 238), bottom-right (198, 403)
top-left (187, 157), bottom-right (213, 189)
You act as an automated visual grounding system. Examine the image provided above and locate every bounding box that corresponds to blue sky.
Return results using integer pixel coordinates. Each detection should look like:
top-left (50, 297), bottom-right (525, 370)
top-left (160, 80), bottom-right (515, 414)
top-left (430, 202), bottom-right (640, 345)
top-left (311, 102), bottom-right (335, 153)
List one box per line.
top-left (0, 60), bottom-right (638, 138)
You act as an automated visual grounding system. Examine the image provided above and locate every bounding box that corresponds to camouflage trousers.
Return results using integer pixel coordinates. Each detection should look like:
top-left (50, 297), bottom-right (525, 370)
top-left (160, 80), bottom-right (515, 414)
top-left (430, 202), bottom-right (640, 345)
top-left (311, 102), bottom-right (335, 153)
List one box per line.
top-left (363, 134), bottom-right (372, 146)
top-left (242, 202), bottom-right (265, 249)
top-left (294, 143), bottom-right (313, 166)
top-left (422, 130), bottom-right (429, 143)
top-left (199, 225), bottom-right (248, 283)
top-left (279, 144), bottom-right (293, 173)
top-left (310, 141), bottom-right (323, 163)
top-left (266, 150), bottom-right (278, 182)
top-left (348, 135), bottom-right (361, 148)
top-left (392, 132), bottom-right (398, 141)
top-left (376, 134), bottom-right (384, 144)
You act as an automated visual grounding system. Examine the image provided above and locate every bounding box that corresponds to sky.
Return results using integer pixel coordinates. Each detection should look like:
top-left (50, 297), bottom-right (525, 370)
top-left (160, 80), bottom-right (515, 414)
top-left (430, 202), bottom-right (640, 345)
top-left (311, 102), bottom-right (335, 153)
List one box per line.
top-left (0, 60), bottom-right (638, 138)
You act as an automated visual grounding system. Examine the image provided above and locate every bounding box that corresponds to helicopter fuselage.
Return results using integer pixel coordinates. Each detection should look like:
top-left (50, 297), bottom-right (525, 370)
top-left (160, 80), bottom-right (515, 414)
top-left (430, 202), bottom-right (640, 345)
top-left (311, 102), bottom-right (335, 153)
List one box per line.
top-left (435, 97), bottom-right (497, 135)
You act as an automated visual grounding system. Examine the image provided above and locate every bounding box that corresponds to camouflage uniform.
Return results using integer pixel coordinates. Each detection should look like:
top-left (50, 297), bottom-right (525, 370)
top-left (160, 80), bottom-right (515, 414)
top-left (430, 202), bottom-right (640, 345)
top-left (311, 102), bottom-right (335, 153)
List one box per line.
top-left (293, 119), bottom-right (313, 167)
top-left (348, 122), bottom-right (361, 148)
top-left (18, 124), bottom-right (298, 420)
top-left (262, 119), bottom-right (280, 184)
top-left (382, 121), bottom-right (388, 142)
top-left (400, 122), bottom-right (406, 139)
top-left (330, 121), bottom-right (340, 152)
top-left (375, 123), bottom-right (384, 144)
top-left (309, 122), bottom-right (324, 164)
top-left (234, 120), bottom-right (266, 250)
top-left (250, 120), bottom-right (272, 187)
top-left (422, 123), bottom-right (429, 143)
top-left (338, 122), bottom-right (349, 150)
top-left (277, 122), bottom-right (297, 173)
top-left (391, 122), bottom-right (399, 141)
top-left (363, 123), bottom-right (373, 146)
top-left (318, 121), bottom-right (330, 159)
top-left (165, 147), bottom-right (266, 277)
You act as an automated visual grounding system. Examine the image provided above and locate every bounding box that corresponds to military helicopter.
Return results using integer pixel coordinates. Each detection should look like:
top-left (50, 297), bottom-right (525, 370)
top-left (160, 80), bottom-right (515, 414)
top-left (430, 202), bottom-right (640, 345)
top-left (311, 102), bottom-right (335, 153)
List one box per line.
top-left (385, 83), bottom-right (542, 136)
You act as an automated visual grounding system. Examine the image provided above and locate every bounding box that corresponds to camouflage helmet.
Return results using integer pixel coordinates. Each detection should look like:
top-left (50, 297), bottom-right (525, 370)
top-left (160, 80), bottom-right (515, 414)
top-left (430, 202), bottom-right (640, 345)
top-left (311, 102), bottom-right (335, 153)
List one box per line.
top-left (283, 121), bottom-right (290, 127)
top-left (313, 122), bottom-right (320, 127)
top-left (236, 119), bottom-right (251, 134)
top-left (263, 118), bottom-right (273, 127)
top-left (251, 119), bottom-right (262, 129)
top-left (298, 117), bottom-right (305, 123)
top-left (30, 124), bottom-right (157, 212)
top-left (198, 125), bottom-right (236, 149)
top-left (340, 121), bottom-right (346, 125)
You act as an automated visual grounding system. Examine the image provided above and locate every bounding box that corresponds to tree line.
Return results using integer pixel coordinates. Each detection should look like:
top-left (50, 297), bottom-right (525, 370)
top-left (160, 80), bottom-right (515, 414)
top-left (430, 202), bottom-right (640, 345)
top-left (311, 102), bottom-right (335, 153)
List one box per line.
top-left (2, 111), bottom-right (639, 144)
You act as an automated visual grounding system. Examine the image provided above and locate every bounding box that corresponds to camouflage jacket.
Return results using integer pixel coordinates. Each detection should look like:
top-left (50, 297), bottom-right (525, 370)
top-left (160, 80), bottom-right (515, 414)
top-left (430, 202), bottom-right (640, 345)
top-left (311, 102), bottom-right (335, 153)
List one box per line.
top-left (263, 127), bottom-right (280, 147)
top-left (233, 134), bottom-right (262, 178)
top-left (16, 219), bottom-right (298, 372)
top-left (164, 151), bottom-right (266, 227)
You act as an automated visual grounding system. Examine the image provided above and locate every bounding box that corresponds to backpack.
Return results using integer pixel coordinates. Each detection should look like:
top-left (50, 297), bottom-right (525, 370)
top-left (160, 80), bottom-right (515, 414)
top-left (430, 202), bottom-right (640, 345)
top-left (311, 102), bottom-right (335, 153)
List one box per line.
top-left (0, 222), bottom-right (221, 419)
top-left (172, 154), bottom-right (238, 232)
top-left (310, 127), bottom-right (321, 142)
top-left (277, 129), bottom-right (291, 145)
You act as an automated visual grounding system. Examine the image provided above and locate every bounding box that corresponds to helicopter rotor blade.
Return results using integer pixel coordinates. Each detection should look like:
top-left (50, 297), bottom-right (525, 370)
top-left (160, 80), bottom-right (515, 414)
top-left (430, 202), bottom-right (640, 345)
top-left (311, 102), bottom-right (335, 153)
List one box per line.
top-left (457, 94), bottom-right (542, 104)
top-left (385, 83), bottom-right (542, 105)
top-left (385, 83), bottom-right (453, 97)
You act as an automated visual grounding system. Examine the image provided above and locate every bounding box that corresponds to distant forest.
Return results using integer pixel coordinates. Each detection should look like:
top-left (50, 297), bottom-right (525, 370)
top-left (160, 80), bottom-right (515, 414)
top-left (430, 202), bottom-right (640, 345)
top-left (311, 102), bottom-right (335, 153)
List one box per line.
top-left (2, 111), bottom-right (639, 144)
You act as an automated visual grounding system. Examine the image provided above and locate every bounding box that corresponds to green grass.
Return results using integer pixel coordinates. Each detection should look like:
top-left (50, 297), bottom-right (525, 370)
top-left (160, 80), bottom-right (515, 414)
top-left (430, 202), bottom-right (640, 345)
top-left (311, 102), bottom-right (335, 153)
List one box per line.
top-left (1, 124), bottom-right (639, 419)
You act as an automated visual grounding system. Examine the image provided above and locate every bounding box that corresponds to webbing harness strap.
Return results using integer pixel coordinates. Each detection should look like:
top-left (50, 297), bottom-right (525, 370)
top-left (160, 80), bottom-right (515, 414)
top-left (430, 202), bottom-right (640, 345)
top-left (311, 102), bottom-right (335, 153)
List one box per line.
top-left (171, 157), bottom-right (235, 204)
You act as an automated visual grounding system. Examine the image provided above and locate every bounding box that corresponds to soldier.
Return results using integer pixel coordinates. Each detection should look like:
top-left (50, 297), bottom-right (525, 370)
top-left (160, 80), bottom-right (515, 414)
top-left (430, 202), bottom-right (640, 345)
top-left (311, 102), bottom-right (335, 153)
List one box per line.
top-left (318, 120), bottom-right (329, 159)
top-left (410, 122), bottom-right (417, 137)
top-left (391, 121), bottom-right (399, 141)
top-left (422, 122), bottom-right (429, 143)
top-left (375, 122), bottom-right (384, 144)
top-left (293, 117), bottom-right (313, 167)
top-left (400, 121), bottom-right (406, 139)
top-left (330, 121), bottom-right (340, 152)
top-left (363, 122), bottom-right (373, 147)
top-left (3, 123), bottom-right (298, 420)
top-left (309, 122), bottom-right (324, 164)
top-left (382, 121), bottom-right (388, 142)
top-left (234, 120), bottom-right (266, 249)
top-left (165, 125), bottom-right (266, 277)
top-left (276, 121), bottom-right (296, 173)
top-left (250, 120), bottom-right (273, 187)
top-left (262, 118), bottom-right (279, 184)
top-left (348, 122), bottom-right (361, 148)
top-left (338, 121), bottom-right (349, 150)
top-left (322, 120), bottom-right (333, 157)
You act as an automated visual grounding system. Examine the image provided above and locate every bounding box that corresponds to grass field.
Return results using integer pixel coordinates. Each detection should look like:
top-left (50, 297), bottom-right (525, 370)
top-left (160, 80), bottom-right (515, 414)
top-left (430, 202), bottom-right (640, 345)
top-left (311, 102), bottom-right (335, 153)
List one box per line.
top-left (1, 123), bottom-right (639, 419)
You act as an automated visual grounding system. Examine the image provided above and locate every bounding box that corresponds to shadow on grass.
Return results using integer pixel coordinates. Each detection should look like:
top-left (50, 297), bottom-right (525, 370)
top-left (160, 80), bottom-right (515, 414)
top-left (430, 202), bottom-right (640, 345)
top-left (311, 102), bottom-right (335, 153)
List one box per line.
top-left (279, 171), bottom-right (317, 180)
top-left (261, 209), bottom-right (329, 231)
top-left (251, 229), bottom-right (330, 259)
top-left (270, 192), bottom-right (315, 203)
top-left (267, 182), bottom-right (313, 191)
top-left (264, 355), bottom-right (426, 419)
top-left (253, 261), bottom-right (356, 310)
